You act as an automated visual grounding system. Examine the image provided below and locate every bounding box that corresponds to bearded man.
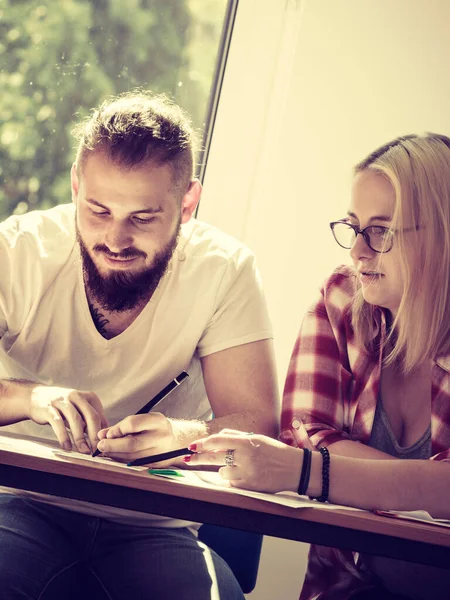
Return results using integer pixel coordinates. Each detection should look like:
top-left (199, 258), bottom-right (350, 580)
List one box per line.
top-left (0, 91), bottom-right (278, 599)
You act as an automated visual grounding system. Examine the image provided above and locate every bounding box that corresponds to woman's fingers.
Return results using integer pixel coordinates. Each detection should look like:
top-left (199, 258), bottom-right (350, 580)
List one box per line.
top-left (191, 431), bottom-right (259, 453)
top-left (187, 449), bottom-right (235, 467)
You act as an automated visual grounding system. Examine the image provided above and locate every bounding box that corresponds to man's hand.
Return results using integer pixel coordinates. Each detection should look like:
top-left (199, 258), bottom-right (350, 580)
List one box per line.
top-left (28, 386), bottom-right (108, 453)
top-left (96, 413), bottom-right (178, 463)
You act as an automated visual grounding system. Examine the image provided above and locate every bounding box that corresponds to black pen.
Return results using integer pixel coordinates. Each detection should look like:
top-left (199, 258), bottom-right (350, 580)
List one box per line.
top-left (92, 371), bottom-right (189, 457)
top-left (127, 447), bottom-right (195, 467)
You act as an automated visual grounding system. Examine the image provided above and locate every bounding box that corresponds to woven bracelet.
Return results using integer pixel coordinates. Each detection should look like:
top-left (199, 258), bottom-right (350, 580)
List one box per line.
top-left (312, 446), bottom-right (330, 503)
top-left (297, 448), bottom-right (312, 496)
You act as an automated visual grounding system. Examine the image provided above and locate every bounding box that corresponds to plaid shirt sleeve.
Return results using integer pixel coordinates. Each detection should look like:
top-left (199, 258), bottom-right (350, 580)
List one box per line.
top-left (281, 267), bottom-right (358, 450)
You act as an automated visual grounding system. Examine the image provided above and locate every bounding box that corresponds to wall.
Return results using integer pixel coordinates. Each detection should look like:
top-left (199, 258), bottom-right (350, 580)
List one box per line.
top-left (199, 1), bottom-right (450, 599)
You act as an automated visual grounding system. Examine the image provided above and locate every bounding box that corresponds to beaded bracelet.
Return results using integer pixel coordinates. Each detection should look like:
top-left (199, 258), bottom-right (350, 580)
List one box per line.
top-left (297, 448), bottom-right (312, 496)
top-left (312, 446), bottom-right (330, 503)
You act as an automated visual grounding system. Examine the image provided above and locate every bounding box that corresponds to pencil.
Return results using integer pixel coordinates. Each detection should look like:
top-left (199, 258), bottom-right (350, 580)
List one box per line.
top-left (92, 371), bottom-right (189, 457)
top-left (127, 447), bottom-right (195, 467)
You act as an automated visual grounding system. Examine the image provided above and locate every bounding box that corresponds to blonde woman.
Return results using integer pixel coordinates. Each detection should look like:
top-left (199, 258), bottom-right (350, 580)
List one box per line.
top-left (187, 134), bottom-right (450, 600)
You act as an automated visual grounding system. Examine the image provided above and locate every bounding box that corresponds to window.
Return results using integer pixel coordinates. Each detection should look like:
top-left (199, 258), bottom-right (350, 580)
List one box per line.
top-left (0, 0), bottom-right (236, 221)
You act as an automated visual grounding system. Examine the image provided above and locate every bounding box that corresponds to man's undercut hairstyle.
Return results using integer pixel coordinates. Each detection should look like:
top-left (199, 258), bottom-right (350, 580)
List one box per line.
top-left (72, 90), bottom-right (198, 196)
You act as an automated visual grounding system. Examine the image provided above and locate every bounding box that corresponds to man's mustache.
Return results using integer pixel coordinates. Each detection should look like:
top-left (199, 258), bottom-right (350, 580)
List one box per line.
top-left (93, 244), bottom-right (146, 260)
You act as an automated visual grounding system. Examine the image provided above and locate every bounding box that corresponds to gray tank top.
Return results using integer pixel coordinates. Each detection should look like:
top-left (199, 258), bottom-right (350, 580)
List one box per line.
top-left (364, 398), bottom-right (450, 599)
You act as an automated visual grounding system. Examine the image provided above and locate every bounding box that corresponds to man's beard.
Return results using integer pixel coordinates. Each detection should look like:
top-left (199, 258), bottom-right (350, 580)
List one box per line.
top-left (76, 222), bottom-right (180, 313)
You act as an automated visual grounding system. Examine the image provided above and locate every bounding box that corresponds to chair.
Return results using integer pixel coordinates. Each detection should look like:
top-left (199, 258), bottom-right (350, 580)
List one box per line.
top-left (41, 525), bottom-right (263, 598)
top-left (198, 524), bottom-right (263, 594)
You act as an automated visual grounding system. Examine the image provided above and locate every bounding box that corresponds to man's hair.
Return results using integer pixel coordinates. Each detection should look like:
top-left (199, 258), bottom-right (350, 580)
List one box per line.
top-left (72, 89), bottom-right (198, 196)
top-left (351, 133), bottom-right (450, 373)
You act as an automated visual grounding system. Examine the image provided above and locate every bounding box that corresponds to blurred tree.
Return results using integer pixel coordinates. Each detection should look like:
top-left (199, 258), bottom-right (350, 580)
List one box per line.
top-left (0, 0), bottom-right (196, 220)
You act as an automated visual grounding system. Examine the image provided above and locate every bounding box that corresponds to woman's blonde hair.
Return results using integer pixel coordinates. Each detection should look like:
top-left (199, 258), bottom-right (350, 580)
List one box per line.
top-left (352, 133), bottom-right (450, 373)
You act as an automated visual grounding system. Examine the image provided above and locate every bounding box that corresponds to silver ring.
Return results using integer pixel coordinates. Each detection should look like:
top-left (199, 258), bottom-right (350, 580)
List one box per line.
top-left (224, 449), bottom-right (235, 467)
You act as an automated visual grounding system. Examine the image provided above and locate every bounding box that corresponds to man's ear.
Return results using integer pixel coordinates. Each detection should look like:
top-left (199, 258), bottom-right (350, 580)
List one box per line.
top-left (181, 179), bottom-right (202, 223)
top-left (71, 163), bottom-right (79, 204)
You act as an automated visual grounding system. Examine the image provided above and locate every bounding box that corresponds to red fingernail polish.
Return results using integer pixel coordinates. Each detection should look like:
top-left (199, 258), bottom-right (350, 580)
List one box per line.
top-left (188, 443), bottom-right (197, 451)
top-left (183, 455), bottom-right (191, 463)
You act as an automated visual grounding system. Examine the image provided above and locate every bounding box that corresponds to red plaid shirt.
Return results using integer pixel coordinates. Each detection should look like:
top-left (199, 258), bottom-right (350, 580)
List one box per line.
top-left (280, 265), bottom-right (450, 600)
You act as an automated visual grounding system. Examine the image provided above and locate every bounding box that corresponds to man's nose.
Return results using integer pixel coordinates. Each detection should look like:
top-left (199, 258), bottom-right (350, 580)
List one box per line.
top-left (104, 221), bottom-right (133, 253)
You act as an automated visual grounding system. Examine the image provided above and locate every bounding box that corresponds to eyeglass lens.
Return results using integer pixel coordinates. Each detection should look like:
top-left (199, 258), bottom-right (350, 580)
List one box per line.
top-left (333, 223), bottom-right (392, 252)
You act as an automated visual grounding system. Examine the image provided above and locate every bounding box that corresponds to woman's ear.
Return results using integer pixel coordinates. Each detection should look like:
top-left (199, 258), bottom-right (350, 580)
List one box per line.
top-left (181, 179), bottom-right (202, 223)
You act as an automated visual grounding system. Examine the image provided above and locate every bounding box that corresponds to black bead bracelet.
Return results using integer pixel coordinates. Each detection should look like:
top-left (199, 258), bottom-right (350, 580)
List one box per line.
top-left (312, 446), bottom-right (330, 503)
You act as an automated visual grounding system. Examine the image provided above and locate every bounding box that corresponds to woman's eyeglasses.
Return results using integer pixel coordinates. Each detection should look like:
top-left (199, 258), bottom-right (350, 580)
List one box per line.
top-left (330, 220), bottom-right (419, 254)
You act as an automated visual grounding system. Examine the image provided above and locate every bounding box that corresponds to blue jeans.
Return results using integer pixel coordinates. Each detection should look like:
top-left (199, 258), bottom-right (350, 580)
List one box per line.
top-left (0, 494), bottom-right (244, 600)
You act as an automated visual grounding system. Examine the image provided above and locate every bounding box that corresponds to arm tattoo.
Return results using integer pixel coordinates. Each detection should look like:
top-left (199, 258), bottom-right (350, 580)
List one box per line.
top-left (88, 303), bottom-right (110, 338)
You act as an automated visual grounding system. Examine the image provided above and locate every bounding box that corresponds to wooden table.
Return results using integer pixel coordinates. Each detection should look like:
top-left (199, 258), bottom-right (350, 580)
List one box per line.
top-left (0, 433), bottom-right (449, 568)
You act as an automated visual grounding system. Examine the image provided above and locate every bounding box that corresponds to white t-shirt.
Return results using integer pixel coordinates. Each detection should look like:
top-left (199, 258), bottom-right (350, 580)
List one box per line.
top-left (0, 204), bottom-right (273, 526)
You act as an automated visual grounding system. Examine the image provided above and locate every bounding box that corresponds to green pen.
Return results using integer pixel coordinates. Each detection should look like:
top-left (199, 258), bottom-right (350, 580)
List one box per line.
top-left (148, 468), bottom-right (185, 477)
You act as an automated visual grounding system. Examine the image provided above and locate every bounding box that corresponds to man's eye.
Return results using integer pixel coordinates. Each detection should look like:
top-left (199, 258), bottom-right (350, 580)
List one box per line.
top-left (90, 209), bottom-right (109, 217)
top-left (133, 216), bottom-right (155, 225)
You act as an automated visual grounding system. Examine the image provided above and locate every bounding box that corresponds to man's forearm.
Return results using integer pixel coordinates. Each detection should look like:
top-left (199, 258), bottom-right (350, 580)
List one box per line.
top-left (170, 409), bottom-right (279, 449)
top-left (0, 378), bottom-right (33, 425)
top-left (206, 409), bottom-right (279, 438)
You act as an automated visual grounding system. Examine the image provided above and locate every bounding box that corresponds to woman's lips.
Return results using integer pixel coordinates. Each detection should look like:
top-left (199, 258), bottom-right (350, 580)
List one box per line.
top-left (359, 271), bottom-right (384, 284)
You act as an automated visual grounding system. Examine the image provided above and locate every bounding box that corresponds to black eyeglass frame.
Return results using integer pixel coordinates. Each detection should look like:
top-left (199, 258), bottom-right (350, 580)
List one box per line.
top-left (329, 220), bottom-right (419, 254)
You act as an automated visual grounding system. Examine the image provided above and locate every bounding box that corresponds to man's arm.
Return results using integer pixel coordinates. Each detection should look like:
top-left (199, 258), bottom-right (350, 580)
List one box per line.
top-left (0, 378), bottom-right (108, 452)
top-left (153, 339), bottom-right (279, 450)
top-left (201, 339), bottom-right (279, 438)
top-left (0, 378), bottom-right (33, 425)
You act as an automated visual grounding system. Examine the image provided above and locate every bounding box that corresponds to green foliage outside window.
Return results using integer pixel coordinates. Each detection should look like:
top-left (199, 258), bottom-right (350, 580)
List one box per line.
top-left (0, 0), bottom-right (227, 221)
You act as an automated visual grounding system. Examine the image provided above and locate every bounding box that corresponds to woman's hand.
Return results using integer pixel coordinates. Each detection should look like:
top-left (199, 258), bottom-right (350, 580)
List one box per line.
top-left (186, 428), bottom-right (304, 494)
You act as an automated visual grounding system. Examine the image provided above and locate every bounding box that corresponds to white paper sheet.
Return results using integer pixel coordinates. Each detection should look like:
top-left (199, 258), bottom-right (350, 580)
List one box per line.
top-left (53, 449), bottom-right (146, 471)
top-left (374, 509), bottom-right (450, 528)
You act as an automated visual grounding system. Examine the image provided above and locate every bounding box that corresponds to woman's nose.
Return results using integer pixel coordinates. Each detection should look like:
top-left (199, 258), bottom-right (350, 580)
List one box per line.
top-left (349, 231), bottom-right (374, 261)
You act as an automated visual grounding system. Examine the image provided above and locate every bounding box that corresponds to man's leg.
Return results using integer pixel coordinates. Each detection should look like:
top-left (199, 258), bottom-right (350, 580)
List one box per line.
top-left (0, 494), bottom-right (93, 599)
top-left (91, 523), bottom-right (245, 600)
